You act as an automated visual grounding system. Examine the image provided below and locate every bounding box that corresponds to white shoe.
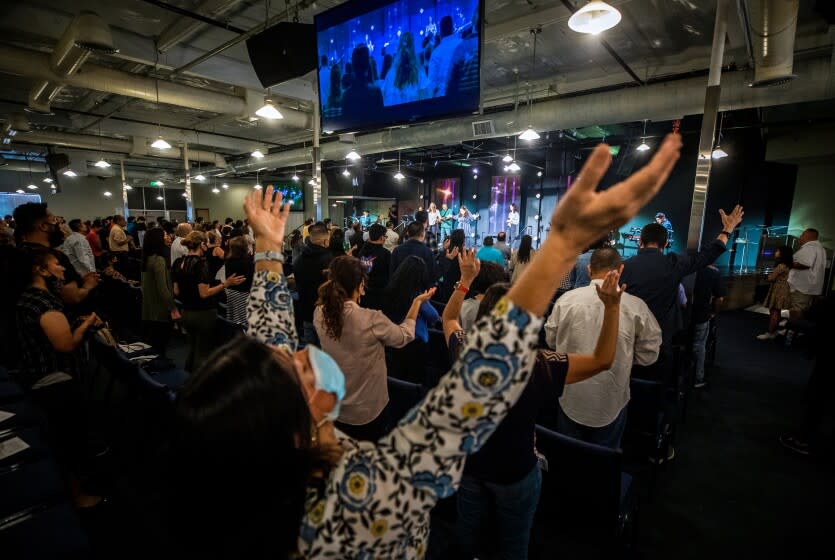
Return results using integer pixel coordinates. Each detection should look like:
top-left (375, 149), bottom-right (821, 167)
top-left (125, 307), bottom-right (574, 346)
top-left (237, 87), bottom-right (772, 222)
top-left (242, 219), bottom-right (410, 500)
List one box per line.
top-left (756, 332), bottom-right (777, 340)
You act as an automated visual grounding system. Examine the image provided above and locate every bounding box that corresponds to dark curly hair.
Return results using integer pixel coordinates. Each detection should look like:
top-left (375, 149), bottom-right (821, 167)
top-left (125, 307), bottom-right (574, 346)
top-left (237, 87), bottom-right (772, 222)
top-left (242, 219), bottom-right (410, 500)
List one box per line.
top-left (317, 256), bottom-right (367, 340)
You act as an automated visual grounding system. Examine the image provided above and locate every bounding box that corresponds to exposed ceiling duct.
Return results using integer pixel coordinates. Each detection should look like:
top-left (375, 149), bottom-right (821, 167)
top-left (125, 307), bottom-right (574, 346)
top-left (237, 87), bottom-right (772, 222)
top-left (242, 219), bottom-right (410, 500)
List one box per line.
top-left (14, 129), bottom-right (229, 168)
top-left (745, 0), bottom-right (800, 87)
top-left (0, 44), bottom-right (312, 128)
top-left (222, 55), bottom-right (834, 174)
top-left (157, 0), bottom-right (245, 53)
top-left (27, 11), bottom-right (116, 115)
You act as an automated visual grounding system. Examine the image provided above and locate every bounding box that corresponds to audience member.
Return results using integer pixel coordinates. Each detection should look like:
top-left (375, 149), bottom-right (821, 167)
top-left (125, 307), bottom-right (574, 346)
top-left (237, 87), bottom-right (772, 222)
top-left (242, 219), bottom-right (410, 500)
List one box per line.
top-left (690, 265), bottom-right (725, 388)
top-left (224, 236), bottom-right (254, 325)
top-left (391, 221), bottom-right (436, 286)
top-left (358, 224), bottom-right (391, 310)
top-left (494, 231), bottom-right (512, 262)
top-left (384, 220), bottom-right (400, 252)
top-left (172, 231), bottom-right (244, 371)
top-left (572, 236), bottom-right (610, 289)
top-left (435, 228), bottom-right (467, 302)
top-left (14, 202), bottom-right (100, 307)
top-left (329, 227), bottom-right (349, 258)
top-left (315, 255), bottom-right (433, 441)
top-left (170, 222), bottom-right (192, 265)
top-left (205, 230), bottom-right (226, 278)
top-left (787, 228), bottom-right (827, 320)
top-left (509, 234), bottom-right (536, 284)
top-left (546, 247), bottom-right (661, 448)
top-left (294, 222), bottom-right (334, 345)
top-left (61, 218), bottom-right (96, 276)
top-left (476, 236), bottom-right (506, 267)
top-left (141, 228), bottom-right (179, 357)
top-left (758, 245), bottom-right (793, 340)
top-left (108, 215), bottom-right (130, 254)
top-left (460, 261), bottom-right (508, 331)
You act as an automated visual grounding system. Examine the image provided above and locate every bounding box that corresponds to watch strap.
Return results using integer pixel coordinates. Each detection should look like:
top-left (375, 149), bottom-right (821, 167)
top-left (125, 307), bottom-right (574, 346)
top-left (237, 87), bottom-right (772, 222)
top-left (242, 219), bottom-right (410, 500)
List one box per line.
top-left (254, 250), bottom-right (285, 263)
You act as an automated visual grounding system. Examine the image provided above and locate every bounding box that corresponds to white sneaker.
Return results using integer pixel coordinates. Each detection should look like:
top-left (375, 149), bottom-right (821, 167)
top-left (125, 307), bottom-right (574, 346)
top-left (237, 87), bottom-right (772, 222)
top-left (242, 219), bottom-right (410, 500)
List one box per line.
top-left (756, 332), bottom-right (777, 340)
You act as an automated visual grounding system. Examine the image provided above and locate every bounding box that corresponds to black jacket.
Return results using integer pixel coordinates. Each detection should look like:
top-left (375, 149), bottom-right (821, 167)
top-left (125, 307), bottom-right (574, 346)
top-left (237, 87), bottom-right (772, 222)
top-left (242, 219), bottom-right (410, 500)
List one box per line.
top-left (294, 244), bottom-right (334, 323)
top-left (390, 239), bottom-right (436, 288)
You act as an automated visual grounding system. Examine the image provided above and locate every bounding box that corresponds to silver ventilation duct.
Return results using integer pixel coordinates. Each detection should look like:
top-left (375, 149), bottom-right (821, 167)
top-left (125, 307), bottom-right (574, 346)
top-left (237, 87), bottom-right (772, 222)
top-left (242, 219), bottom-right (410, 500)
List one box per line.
top-left (745, 0), bottom-right (800, 87)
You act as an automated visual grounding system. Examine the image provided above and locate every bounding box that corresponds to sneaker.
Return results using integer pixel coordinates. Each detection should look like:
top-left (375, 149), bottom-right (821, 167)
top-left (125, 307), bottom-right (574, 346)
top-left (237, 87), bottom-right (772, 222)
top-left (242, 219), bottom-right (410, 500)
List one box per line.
top-left (779, 435), bottom-right (810, 456)
top-left (756, 332), bottom-right (777, 340)
top-left (693, 380), bottom-right (707, 388)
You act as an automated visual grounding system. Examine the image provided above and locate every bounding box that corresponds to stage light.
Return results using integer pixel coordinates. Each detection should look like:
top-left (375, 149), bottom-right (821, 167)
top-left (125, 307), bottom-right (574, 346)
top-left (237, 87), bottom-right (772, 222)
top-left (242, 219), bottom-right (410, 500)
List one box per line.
top-left (535, 193), bottom-right (541, 199)
top-left (419, 194), bottom-right (424, 199)
top-left (712, 147), bottom-right (728, 159)
top-left (534, 215), bottom-right (541, 221)
top-left (193, 174), bottom-right (206, 181)
top-left (568, 1), bottom-right (622, 35)
top-left (26, 183), bottom-right (38, 190)
top-left (212, 187), bottom-right (220, 193)
top-left (519, 127), bottom-right (540, 141)
top-left (151, 136), bottom-right (172, 150)
top-left (103, 191), bottom-right (112, 197)
top-left (502, 154), bottom-right (513, 163)
top-left (346, 150), bottom-right (361, 161)
top-left (251, 150), bottom-right (265, 159)
top-left (471, 232), bottom-right (477, 238)
top-left (472, 194), bottom-right (477, 200)
top-left (537, 171), bottom-right (543, 177)
top-left (420, 179), bottom-right (424, 184)
top-left (222, 183), bottom-right (229, 190)
top-left (63, 169), bottom-right (77, 177)
top-left (94, 158), bottom-right (111, 168)
top-left (255, 98), bottom-right (284, 120)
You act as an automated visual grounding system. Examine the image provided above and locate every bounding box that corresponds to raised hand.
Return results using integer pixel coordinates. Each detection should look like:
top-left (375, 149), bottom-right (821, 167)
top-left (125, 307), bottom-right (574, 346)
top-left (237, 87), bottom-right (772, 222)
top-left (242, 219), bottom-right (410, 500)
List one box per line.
top-left (457, 248), bottom-right (480, 284)
top-left (243, 186), bottom-right (291, 249)
top-left (551, 133), bottom-right (682, 253)
top-left (720, 205), bottom-right (744, 232)
top-left (445, 246), bottom-right (460, 260)
top-left (595, 265), bottom-right (625, 308)
top-left (414, 287), bottom-right (437, 304)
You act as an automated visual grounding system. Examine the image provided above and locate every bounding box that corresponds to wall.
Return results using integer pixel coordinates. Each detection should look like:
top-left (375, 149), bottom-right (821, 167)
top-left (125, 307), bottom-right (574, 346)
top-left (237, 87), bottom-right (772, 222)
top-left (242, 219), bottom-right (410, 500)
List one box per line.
top-left (191, 182), bottom-right (305, 232)
top-left (789, 162), bottom-right (835, 244)
top-left (0, 170), bottom-right (124, 220)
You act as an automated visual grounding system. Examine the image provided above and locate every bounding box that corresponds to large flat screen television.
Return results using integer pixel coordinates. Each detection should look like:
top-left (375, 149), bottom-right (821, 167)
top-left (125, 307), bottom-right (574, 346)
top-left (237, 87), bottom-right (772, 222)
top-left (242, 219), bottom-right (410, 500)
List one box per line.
top-left (315, 0), bottom-right (483, 134)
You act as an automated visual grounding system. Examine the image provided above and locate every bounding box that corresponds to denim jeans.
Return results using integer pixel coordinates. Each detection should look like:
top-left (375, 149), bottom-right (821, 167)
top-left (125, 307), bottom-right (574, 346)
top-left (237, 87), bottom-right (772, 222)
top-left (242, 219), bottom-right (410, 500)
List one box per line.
top-left (691, 320), bottom-right (710, 383)
top-left (456, 463), bottom-right (542, 560)
top-left (556, 405), bottom-right (628, 449)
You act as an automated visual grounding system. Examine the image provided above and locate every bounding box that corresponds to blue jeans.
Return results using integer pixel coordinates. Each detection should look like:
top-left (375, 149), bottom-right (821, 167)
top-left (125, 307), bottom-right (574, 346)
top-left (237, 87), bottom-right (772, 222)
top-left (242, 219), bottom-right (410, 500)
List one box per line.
top-left (557, 405), bottom-right (628, 449)
top-left (691, 320), bottom-right (710, 383)
top-left (456, 463), bottom-right (541, 560)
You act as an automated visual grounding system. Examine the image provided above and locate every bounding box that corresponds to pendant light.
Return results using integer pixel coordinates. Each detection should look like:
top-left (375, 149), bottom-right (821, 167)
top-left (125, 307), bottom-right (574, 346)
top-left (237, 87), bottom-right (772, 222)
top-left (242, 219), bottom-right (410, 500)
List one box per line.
top-left (393, 151), bottom-right (405, 180)
top-left (255, 90), bottom-right (284, 120)
top-left (150, 51), bottom-right (171, 150)
top-left (251, 149), bottom-right (265, 159)
top-left (712, 112), bottom-right (728, 159)
top-left (519, 28), bottom-right (541, 142)
top-left (568, 1), bottom-right (622, 35)
top-left (346, 150), bottom-right (361, 161)
top-left (254, 169), bottom-right (262, 189)
top-left (636, 120), bottom-right (650, 152)
top-left (94, 124), bottom-right (111, 167)
top-left (25, 158), bottom-right (38, 189)
top-left (291, 168), bottom-right (300, 181)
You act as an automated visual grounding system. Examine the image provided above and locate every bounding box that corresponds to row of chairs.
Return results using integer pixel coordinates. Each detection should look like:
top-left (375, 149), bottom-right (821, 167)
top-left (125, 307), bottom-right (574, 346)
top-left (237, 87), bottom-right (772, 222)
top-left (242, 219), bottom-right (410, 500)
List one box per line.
top-left (0, 367), bottom-right (91, 558)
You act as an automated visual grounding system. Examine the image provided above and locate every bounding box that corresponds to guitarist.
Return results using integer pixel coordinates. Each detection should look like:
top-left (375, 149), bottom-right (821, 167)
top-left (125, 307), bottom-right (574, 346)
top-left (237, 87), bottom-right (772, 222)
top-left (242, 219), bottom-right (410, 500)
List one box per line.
top-left (439, 203), bottom-right (454, 243)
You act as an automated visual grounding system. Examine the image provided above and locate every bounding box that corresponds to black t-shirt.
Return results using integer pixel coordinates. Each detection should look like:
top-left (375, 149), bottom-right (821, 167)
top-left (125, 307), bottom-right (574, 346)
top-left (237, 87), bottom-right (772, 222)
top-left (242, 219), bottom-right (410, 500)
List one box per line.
top-left (449, 330), bottom-right (569, 484)
top-left (172, 255), bottom-right (215, 310)
top-left (692, 266), bottom-right (726, 324)
top-left (358, 243), bottom-right (391, 293)
top-left (224, 256), bottom-right (254, 293)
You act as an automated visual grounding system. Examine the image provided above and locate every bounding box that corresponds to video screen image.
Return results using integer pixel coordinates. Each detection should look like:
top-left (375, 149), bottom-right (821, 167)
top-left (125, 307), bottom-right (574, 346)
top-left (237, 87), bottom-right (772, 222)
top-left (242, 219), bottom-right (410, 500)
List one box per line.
top-left (316, 0), bottom-right (481, 133)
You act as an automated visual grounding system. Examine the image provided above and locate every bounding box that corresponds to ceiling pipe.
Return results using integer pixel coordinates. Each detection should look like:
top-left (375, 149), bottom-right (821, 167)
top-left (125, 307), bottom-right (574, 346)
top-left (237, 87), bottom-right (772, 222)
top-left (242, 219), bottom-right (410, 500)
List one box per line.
top-left (0, 44), bottom-right (311, 127)
top-left (27, 11), bottom-right (117, 115)
top-left (14, 130), bottom-right (229, 168)
top-left (220, 55), bottom-right (834, 174)
top-left (745, 0), bottom-right (800, 87)
top-left (156, 0), bottom-right (246, 52)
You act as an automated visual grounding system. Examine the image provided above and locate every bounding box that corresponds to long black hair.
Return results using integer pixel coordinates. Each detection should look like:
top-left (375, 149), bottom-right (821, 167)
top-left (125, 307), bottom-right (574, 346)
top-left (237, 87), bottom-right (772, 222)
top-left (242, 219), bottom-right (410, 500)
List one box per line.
top-left (169, 336), bottom-right (333, 559)
top-left (383, 255), bottom-right (428, 323)
top-left (775, 245), bottom-right (794, 268)
top-left (448, 229), bottom-right (466, 251)
top-left (516, 235), bottom-right (533, 264)
top-left (142, 227), bottom-right (168, 271)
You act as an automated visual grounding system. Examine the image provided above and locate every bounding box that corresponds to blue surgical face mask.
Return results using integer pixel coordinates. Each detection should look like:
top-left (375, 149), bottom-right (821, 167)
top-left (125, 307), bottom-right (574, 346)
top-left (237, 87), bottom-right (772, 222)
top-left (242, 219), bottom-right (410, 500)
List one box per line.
top-left (306, 345), bottom-right (346, 426)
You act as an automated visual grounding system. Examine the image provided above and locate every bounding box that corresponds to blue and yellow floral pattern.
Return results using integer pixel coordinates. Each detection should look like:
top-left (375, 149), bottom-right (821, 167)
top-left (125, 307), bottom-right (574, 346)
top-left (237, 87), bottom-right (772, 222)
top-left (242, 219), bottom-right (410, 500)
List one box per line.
top-left (246, 269), bottom-right (542, 558)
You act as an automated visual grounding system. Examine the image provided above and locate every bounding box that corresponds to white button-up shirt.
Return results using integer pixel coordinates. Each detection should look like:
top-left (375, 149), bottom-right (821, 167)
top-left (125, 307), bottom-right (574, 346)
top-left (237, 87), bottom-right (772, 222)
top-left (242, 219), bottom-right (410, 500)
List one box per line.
top-left (788, 240), bottom-right (827, 296)
top-left (545, 279), bottom-right (662, 427)
top-left (170, 236), bottom-right (188, 265)
top-left (60, 232), bottom-right (96, 276)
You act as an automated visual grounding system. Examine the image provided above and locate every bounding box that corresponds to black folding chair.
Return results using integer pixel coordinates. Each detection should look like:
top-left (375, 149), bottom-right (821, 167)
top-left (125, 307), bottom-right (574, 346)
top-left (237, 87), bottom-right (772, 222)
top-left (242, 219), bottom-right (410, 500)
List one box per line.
top-left (624, 377), bottom-right (674, 492)
top-left (387, 377), bottom-right (426, 424)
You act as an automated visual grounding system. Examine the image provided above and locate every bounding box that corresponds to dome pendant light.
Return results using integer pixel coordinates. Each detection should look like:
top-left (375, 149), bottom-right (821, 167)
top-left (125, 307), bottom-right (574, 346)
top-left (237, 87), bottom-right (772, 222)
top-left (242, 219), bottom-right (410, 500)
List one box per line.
top-left (636, 119), bottom-right (650, 152)
top-left (568, 1), bottom-right (622, 35)
top-left (519, 29), bottom-right (541, 142)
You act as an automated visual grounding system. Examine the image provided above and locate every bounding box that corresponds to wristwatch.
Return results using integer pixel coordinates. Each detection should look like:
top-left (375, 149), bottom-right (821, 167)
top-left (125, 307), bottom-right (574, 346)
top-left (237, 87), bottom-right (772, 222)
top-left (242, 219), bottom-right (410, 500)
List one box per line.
top-left (454, 281), bottom-right (469, 295)
top-left (254, 250), bottom-right (285, 263)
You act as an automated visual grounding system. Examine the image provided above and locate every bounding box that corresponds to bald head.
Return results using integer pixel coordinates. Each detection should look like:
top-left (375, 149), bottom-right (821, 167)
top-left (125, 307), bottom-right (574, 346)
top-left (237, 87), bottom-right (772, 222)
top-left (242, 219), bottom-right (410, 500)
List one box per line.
top-left (176, 223), bottom-right (193, 238)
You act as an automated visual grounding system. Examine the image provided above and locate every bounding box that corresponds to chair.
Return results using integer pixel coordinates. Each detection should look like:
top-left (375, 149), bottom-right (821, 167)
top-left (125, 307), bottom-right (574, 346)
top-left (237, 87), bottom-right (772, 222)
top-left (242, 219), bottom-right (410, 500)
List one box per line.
top-left (215, 315), bottom-right (246, 346)
top-left (534, 426), bottom-right (636, 550)
top-left (425, 328), bottom-right (451, 388)
top-left (624, 377), bottom-right (673, 490)
top-left (0, 502), bottom-right (90, 559)
top-left (0, 427), bottom-right (49, 468)
top-left (0, 380), bottom-right (24, 404)
top-left (0, 400), bottom-right (42, 432)
top-left (0, 458), bottom-right (65, 520)
top-left (387, 377), bottom-right (426, 424)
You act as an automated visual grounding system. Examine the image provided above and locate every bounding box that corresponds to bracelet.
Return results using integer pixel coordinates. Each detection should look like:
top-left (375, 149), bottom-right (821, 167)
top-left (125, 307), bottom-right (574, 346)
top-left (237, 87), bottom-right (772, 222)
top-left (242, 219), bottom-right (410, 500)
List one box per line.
top-left (254, 250), bottom-right (285, 263)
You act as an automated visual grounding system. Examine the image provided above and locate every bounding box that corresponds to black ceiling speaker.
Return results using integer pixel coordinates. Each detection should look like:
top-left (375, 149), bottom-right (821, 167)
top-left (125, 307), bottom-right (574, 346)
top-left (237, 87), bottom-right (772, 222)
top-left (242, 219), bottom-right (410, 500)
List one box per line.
top-left (247, 22), bottom-right (317, 88)
top-left (45, 151), bottom-right (70, 193)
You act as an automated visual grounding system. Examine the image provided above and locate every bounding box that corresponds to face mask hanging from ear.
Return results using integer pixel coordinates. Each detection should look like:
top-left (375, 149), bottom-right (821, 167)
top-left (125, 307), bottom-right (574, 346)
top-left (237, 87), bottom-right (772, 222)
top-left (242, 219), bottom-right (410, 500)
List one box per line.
top-left (307, 345), bottom-right (346, 427)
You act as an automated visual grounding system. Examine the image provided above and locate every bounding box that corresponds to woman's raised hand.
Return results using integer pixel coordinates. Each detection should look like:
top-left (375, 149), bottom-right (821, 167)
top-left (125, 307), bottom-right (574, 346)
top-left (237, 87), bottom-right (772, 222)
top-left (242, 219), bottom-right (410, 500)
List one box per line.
top-left (457, 248), bottom-right (480, 284)
top-left (243, 186), bottom-right (291, 250)
top-left (414, 287), bottom-right (437, 304)
top-left (550, 133), bottom-right (682, 254)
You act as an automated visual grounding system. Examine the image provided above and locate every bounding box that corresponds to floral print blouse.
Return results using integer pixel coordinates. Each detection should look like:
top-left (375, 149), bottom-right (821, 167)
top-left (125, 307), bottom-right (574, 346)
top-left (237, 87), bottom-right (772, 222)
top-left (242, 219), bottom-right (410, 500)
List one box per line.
top-left (246, 270), bottom-right (542, 558)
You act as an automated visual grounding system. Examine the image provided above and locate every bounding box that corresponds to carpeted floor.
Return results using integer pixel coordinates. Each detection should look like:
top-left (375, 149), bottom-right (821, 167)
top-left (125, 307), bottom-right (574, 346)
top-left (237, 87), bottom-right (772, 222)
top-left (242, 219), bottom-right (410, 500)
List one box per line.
top-left (84, 310), bottom-right (834, 558)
